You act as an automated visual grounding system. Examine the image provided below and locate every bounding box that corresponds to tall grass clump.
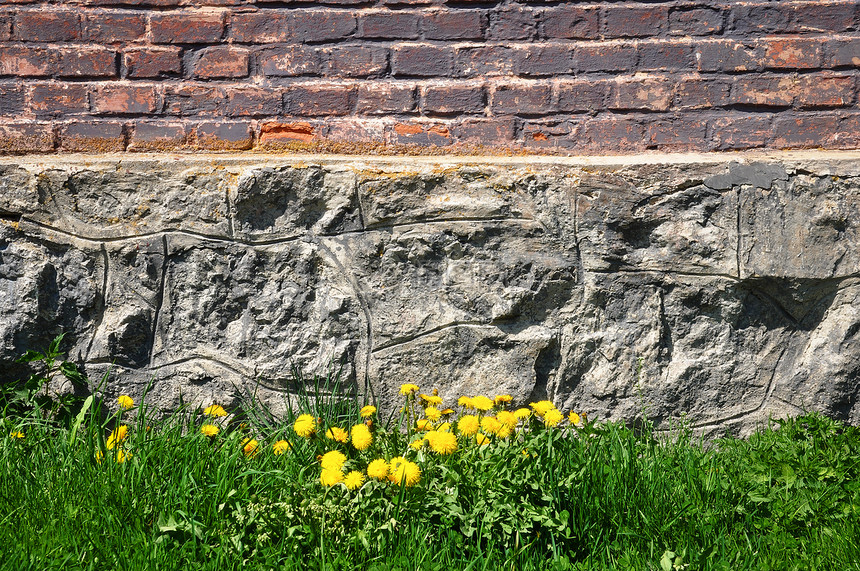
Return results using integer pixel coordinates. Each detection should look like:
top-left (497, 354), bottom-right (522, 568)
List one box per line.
top-left (2, 337), bottom-right (860, 570)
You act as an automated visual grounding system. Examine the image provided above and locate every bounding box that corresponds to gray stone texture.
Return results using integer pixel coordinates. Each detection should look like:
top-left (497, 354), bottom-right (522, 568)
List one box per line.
top-left (1, 152), bottom-right (859, 435)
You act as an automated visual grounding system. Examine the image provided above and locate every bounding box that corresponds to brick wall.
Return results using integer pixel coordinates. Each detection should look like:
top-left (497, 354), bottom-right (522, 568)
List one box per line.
top-left (0, 0), bottom-right (857, 154)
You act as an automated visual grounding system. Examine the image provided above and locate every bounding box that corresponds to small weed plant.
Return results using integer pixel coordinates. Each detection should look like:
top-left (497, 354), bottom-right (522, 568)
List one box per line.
top-left (2, 337), bottom-right (860, 570)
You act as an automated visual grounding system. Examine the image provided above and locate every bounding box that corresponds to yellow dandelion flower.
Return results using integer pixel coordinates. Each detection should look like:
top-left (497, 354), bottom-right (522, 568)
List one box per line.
top-left (458, 396), bottom-right (475, 409)
top-left (106, 425), bottom-right (128, 450)
top-left (441, 408), bottom-right (455, 416)
top-left (95, 450), bottom-right (104, 464)
top-left (116, 449), bottom-right (131, 464)
top-left (530, 400), bottom-right (555, 417)
top-left (497, 410), bottom-right (518, 429)
top-left (424, 406), bottom-right (442, 421)
top-left (494, 394), bottom-right (513, 406)
top-left (410, 437), bottom-right (426, 450)
top-left (569, 412), bottom-right (581, 426)
top-left (437, 421), bottom-right (452, 432)
top-left (457, 414), bottom-right (479, 436)
top-left (472, 396), bottom-right (493, 411)
top-left (496, 423), bottom-right (514, 439)
top-left (420, 393), bottom-right (443, 406)
top-left (272, 440), bottom-right (291, 455)
top-left (200, 424), bottom-right (220, 437)
top-left (344, 470), bottom-right (365, 490)
top-left (475, 433), bottom-right (490, 446)
top-left (242, 438), bottom-right (259, 458)
top-left (9, 431), bottom-right (24, 439)
top-left (203, 404), bottom-right (227, 417)
top-left (320, 468), bottom-right (344, 487)
top-left (399, 383), bottom-right (419, 396)
top-left (367, 458), bottom-right (389, 480)
top-left (360, 405), bottom-right (377, 418)
top-left (480, 416), bottom-right (502, 435)
top-left (293, 414), bottom-right (317, 438)
top-left (416, 418), bottom-right (433, 431)
top-left (326, 427), bottom-right (349, 443)
top-left (426, 430), bottom-right (458, 455)
top-left (320, 450), bottom-right (347, 471)
top-left (118, 395), bottom-right (134, 410)
top-left (351, 423), bottom-right (373, 451)
top-left (389, 457), bottom-right (421, 487)
top-left (544, 408), bottom-right (564, 427)
top-left (514, 407), bottom-right (532, 420)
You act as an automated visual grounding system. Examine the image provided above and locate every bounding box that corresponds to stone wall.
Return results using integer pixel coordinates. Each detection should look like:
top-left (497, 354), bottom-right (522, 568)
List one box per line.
top-left (2, 151), bottom-right (859, 434)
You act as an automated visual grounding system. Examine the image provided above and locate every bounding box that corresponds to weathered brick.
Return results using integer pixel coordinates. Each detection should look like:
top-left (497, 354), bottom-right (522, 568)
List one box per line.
top-left (829, 38), bottom-right (860, 68)
top-left (356, 83), bottom-right (415, 113)
top-left (521, 120), bottom-right (577, 149)
top-left (609, 78), bottom-right (673, 111)
top-left (710, 116), bottom-right (772, 150)
top-left (796, 75), bottom-right (856, 107)
top-left (835, 114), bottom-right (860, 148)
top-left (695, 40), bottom-right (763, 73)
top-left (260, 46), bottom-right (320, 77)
top-left (573, 43), bottom-right (637, 73)
top-left (452, 117), bottom-right (516, 144)
top-left (773, 115), bottom-right (840, 148)
top-left (91, 83), bottom-right (158, 114)
top-left (60, 121), bottom-right (125, 152)
top-left (0, 13), bottom-right (11, 42)
top-left (675, 78), bottom-right (730, 109)
top-left (392, 44), bottom-right (453, 77)
top-left (191, 46), bottom-right (249, 79)
top-left (30, 83), bottom-right (89, 117)
top-left (224, 86), bottom-right (282, 116)
top-left (229, 12), bottom-right (289, 43)
top-left (151, 11), bottom-right (225, 44)
top-left (456, 45), bottom-right (517, 77)
top-left (57, 47), bottom-right (117, 78)
top-left (729, 3), bottom-right (791, 34)
top-left (324, 119), bottom-right (385, 143)
top-left (731, 76), bottom-right (797, 107)
top-left (360, 11), bottom-right (419, 39)
top-left (647, 117), bottom-right (708, 150)
top-left (423, 9), bottom-right (484, 41)
top-left (582, 116), bottom-right (645, 151)
top-left (259, 121), bottom-right (318, 145)
top-left (0, 83), bottom-right (24, 115)
top-left (488, 6), bottom-right (536, 41)
top-left (491, 82), bottom-right (553, 115)
top-left (556, 79), bottom-right (607, 113)
top-left (422, 83), bottom-right (484, 114)
top-left (637, 41), bottom-right (694, 71)
top-left (0, 122), bottom-right (54, 152)
top-left (83, 11), bottom-right (146, 42)
top-left (762, 38), bottom-right (823, 69)
top-left (390, 121), bottom-right (453, 146)
top-left (194, 120), bottom-right (252, 150)
top-left (0, 46), bottom-right (54, 77)
top-left (14, 10), bottom-right (79, 41)
top-left (124, 47), bottom-right (182, 78)
top-left (322, 45), bottom-right (388, 78)
top-left (540, 6), bottom-right (599, 40)
top-left (289, 10), bottom-right (356, 42)
top-left (128, 121), bottom-right (187, 151)
top-left (515, 44), bottom-right (574, 77)
top-left (164, 84), bottom-right (224, 116)
top-left (669, 7), bottom-right (724, 36)
top-left (788, 1), bottom-right (855, 33)
top-left (283, 83), bottom-right (354, 116)
top-left (603, 5), bottom-right (667, 38)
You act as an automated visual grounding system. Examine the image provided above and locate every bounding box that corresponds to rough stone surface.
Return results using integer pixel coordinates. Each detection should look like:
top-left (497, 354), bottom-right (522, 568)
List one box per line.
top-left (2, 151), bottom-right (860, 436)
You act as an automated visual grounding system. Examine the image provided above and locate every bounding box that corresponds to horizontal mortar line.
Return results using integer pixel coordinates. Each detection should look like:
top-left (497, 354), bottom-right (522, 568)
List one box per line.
top-left (360, 215), bottom-right (538, 233)
top-left (372, 320), bottom-right (491, 353)
top-left (587, 266), bottom-right (741, 281)
top-left (148, 354), bottom-right (256, 379)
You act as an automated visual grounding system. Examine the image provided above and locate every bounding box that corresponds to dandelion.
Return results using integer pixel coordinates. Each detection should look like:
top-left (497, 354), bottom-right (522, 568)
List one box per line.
top-left (351, 423), bottom-right (373, 451)
top-left (326, 427), bottom-right (349, 443)
top-left (118, 395), bottom-right (134, 410)
top-left (203, 404), bottom-right (227, 417)
top-left (416, 419), bottom-right (433, 431)
top-left (116, 449), bottom-right (131, 464)
top-left (367, 458), bottom-right (390, 480)
top-left (420, 393), bottom-right (442, 406)
top-left (440, 408), bottom-right (455, 416)
top-left (399, 383), bottom-right (419, 396)
top-left (360, 405), bottom-right (377, 418)
top-left (320, 450), bottom-right (347, 471)
top-left (514, 408), bottom-right (532, 420)
top-left (497, 410), bottom-right (518, 429)
top-left (544, 408), bottom-right (564, 427)
top-left (242, 438), bottom-right (259, 458)
top-left (530, 400), bottom-right (555, 418)
top-left (472, 396), bottom-right (494, 411)
top-left (272, 440), bottom-right (291, 455)
top-left (410, 437), bottom-right (426, 450)
top-left (106, 425), bottom-right (128, 450)
top-left (344, 471), bottom-right (365, 490)
top-left (475, 433), bottom-right (490, 446)
top-left (389, 457), bottom-right (421, 487)
top-left (95, 451), bottom-right (104, 464)
top-left (426, 430), bottom-right (458, 455)
top-left (496, 423), bottom-right (514, 439)
top-left (9, 431), bottom-right (24, 439)
top-left (437, 421), bottom-right (452, 432)
top-left (494, 394), bottom-right (513, 406)
top-left (481, 416), bottom-right (502, 435)
top-left (320, 468), bottom-right (344, 487)
top-left (424, 407), bottom-right (442, 422)
top-left (200, 424), bottom-right (220, 437)
top-left (457, 414), bottom-right (479, 436)
top-left (293, 414), bottom-right (317, 438)
top-left (457, 396), bottom-right (475, 409)
top-left (569, 412), bottom-right (581, 426)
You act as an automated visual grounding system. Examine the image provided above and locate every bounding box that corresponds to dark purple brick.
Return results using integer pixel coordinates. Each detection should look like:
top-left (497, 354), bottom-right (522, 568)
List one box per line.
top-left (574, 43), bottom-right (637, 73)
top-left (260, 46), bottom-right (320, 77)
top-left (392, 44), bottom-right (453, 77)
top-left (491, 82), bottom-right (553, 115)
top-left (556, 80), bottom-right (607, 113)
top-left (360, 11), bottom-right (419, 39)
top-left (423, 9), bottom-right (484, 40)
top-left (637, 41), bottom-right (695, 71)
top-left (488, 6), bottom-right (536, 40)
top-left (60, 121), bottom-right (125, 152)
top-left (290, 10), bottom-right (356, 42)
top-left (422, 84), bottom-right (484, 114)
top-left (773, 115), bottom-right (840, 148)
top-left (603, 5), bottom-right (667, 38)
top-left (540, 6), bottom-right (599, 39)
top-left (669, 7), bottom-right (724, 36)
top-left (283, 83), bottom-right (354, 116)
top-left (711, 116), bottom-right (772, 150)
top-left (356, 83), bottom-right (415, 113)
top-left (515, 44), bottom-right (574, 77)
top-left (456, 45), bottom-right (517, 77)
top-left (323, 45), bottom-right (388, 78)
top-left (695, 40), bottom-right (763, 73)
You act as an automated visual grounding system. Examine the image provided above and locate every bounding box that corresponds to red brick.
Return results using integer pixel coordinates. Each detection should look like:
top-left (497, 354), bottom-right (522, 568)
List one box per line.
top-left (91, 83), bottom-right (158, 114)
top-left (829, 38), bottom-right (860, 68)
top-left (452, 117), bottom-right (516, 144)
top-left (695, 40), bottom-right (763, 73)
top-left (710, 116), bottom-right (772, 150)
top-left (391, 44), bottom-right (453, 77)
top-left (582, 116), bottom-right (645, 152)
top-left (0, 46), bottom-right (54, 77)
top-left (128, 121), bottom-right (187, 151)
top-left (57, 47), bottom-right (117, 78)
top-left (731, 76), bottom-right (797, 107)
top-left (609, 78), bottom-right (673, 112)
top-left (260, 46), bottom-right (320, 77)
top-left (556, 80), bottom-right (607, 113)
top-left (30, 83), bottom-right (89, 117)
top-left (675, 78), bottom-right (730, 109)
top-left (229, 12), bottom-right (288, 43)
top-left (14, 10), bottom-right (79, 41)
top-left (191, 47), bottom-right (249, 79)
top-left (322, 45), bottom-right (388, 78)
top-left (259, 121), bottom-right (318, 145)
top-left (514, 44), bottom-right (573, 77)
top-left (356, 83), bottom-right (415, 114)
top-left (0, 122), bottom-right (54, 152)
top-left (573, 43), bottom-right (637, 73)
top-left (762, 38), bottom-right (824, 70)
top-left (669, 7), bottom-right (724, 36)
top-left (788, 1), bottom-right (856, 33)
top-left (647, 117), bottom-right (708, 150)
top-left (491, 82), bottom-right (553, 114)
top-left (283, 84), bottom-right (354, 116)
top-left (522, 121), bottom-right (578, 149)
top-left (150, 11), bottom-right (225, 44)
top-left (224, 86), bottom-right (282, 116)
top-left (59, 121), bottom-right (125, 152)
top-left (773, 115), bottom-right (840, 148)
top-left (423, 10), bottom-right (484, 41)
top-left (194, 120), bottom-right (252, 150)
top-left (489, 6), bottom-right (536, 40)
top-left (603, 5), bottom-right (667, 38)
top-left (124, 47), bottom-right (181, 78)
top-left (540, 6), bottom-right (599, 40)
top-left (422, 83), bottom-right (484, 114)
top-left (390, 121), bottom-right (453, 146)
top-left (164, 84), bottom-right (224, 116)
top-left (83, 11), bottom-right (146, 42)
top-left (0, 83), bottom-right (24, 115)
top-left (359, 11), bottom-right (418, 39)
top-left (796, 75), bottom-right (856, 108)
top-left (637, 41), bottom-right (695, 71)
top-left (289, 10), bottom-right (356, 42)
top-left (456, 45), bottom-right (517, 77)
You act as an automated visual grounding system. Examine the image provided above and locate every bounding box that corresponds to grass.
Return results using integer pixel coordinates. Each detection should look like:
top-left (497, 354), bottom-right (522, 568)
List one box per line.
top-left (2, 344), bottom-right (860, 570)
